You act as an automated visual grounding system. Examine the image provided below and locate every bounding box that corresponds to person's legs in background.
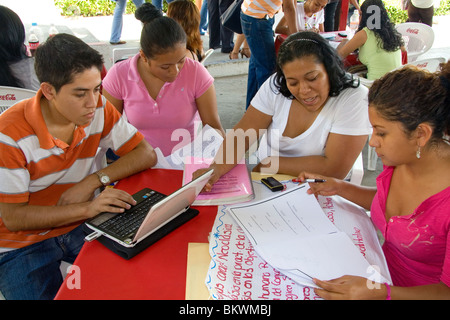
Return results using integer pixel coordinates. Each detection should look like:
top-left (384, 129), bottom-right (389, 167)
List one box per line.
top-left (200, 0), bottom-right (209, 35)
top-left (408, 3), bottom-right (434, 27)
top-left (240, 12), bottom-right (276, 109)
top-left (324, 0), bottom-right (339, 32)
top-left (152, 0), bottom-right (174, 11)
top-left (420, 5), bottom-right (434, 26)
top-left (110, 0), bottom-right (127, 44)
top-left (218, 0), bottom-right (235, 53)
top-left (208, 0), bottom-right (221, 49)
top-left (110, 0), bottom-right (145, 44)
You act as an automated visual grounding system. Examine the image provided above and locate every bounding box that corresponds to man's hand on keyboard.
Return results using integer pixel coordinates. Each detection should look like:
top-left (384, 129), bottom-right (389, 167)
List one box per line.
top-left (86, 188), bottom-right (137, 218)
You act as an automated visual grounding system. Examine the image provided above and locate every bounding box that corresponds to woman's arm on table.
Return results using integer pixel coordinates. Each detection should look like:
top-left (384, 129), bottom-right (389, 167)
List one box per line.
top-left (255, 132), bottom-right (368, 179)
top-left (297, 171), bottom-right (376, 211)
top-left (337, 29), bottom-right (367, 58)
top-left (194, 105), bottom-right (272, 190)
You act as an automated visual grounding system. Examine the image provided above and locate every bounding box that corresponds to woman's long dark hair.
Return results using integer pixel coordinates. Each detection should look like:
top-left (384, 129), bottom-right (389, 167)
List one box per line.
top-left (358, 0), bottom-right (403, 52)
top-left (0, 5), bottom-right (29, 88)
top-left (273, 31), bottom-right (359, 99)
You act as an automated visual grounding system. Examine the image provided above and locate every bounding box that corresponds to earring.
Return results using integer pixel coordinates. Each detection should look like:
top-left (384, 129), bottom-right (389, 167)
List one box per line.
top-left (416, 146), bottom-right (421, 159)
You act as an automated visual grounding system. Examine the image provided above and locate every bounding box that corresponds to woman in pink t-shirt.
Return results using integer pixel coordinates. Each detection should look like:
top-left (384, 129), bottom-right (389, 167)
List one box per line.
top-left (102, 14), bottom-right (224, 157)
top-left (298, 62), bottom-right (450, 299)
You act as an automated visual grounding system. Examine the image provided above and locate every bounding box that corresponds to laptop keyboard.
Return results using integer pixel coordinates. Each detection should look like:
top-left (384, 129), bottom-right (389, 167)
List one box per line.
top-left (98, 190), bottom-right (166, 239)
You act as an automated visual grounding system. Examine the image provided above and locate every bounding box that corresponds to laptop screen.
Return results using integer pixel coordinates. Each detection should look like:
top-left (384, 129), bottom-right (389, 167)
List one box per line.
top-left (132, 169), bottom-right (213, 242)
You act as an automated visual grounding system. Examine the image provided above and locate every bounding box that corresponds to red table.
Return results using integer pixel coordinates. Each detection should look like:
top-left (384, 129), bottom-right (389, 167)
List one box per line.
top-left (55, 168), bottom-right (218, 300)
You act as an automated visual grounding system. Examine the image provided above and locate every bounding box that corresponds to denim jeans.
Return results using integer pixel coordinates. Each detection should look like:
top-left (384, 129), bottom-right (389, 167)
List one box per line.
top-left (151, 0), bottom-right (175, 11)
top-left (0, 225), bottom-right (85, 300)
top-left (110, 0), bottom-right (145, 43)
top-left (240, 12), bottom-right (276, 109)
top-left (200, 0), bottom-right (209, 32)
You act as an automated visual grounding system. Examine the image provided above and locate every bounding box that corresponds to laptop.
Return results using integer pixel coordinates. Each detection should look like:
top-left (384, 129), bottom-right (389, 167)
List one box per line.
top-left (84, 169), bottom-right (213, 255)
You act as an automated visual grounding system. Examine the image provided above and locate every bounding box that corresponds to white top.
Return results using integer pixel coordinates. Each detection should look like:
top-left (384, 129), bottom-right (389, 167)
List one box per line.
top-left (411, 0), bottom-right (434, 9)
top-left (9, 58), bottom-right (40, 91)
top-left (296, 2), bottom-right (325, 31)
top-left (251, 75), bottom-right (372, 159)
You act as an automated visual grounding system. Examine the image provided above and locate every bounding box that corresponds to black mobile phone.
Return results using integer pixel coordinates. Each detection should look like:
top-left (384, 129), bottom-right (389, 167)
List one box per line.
top-left (338, 32), bottom-right (347, 38)
top-left (261, 177), bottom-right (284, 192)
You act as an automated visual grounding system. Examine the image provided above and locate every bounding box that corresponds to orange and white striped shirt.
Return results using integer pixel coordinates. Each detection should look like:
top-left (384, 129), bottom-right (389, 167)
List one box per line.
top-left (0, 90), bottom-right (144, 250)
top-left (241, 0), bottom-right (283, 19)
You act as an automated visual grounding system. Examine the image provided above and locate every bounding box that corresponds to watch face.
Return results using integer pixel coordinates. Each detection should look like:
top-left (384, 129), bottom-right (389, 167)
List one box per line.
top-left (100, 175), bottom-right (110, 184)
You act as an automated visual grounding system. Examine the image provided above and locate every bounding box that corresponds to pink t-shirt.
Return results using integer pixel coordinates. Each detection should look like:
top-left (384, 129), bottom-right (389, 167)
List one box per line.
top-left (371, 166), bottom-right (450, 287)
top-left (102, 54), bottom-right (214, 156)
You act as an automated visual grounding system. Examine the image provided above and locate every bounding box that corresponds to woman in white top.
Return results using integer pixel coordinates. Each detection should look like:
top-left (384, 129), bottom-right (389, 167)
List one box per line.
top-left (275, 0), bottom-right (328, 34)
top-left (194, 32), bottom-right (372, 190)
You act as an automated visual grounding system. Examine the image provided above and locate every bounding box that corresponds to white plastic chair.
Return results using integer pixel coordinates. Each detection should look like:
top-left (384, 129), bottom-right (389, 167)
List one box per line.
top-left (367, 136), bottom-right (378, 171)
top-left (408, 57), bottom-right (446, 72)
top-left (358, 76), bottom-right (374, 88)
top-left (0, 86), bottom-right (36, 115)
top-left (395, 22), bottom-right (434, 62)
top-left (348, 152), bottom-right (364, 185)
top-left (112, 46), bottom-right (139, 64)
top-left (201, 48), bottom-right (214, 65)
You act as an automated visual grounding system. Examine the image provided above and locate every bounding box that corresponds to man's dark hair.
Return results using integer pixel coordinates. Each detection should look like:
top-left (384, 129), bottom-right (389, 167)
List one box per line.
top-left (34, 33), bottom-right (104, 92)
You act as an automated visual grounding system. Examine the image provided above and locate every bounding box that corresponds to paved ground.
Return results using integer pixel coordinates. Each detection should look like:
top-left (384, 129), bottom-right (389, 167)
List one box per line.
top-left (3, 0), bottom-right (450, 186)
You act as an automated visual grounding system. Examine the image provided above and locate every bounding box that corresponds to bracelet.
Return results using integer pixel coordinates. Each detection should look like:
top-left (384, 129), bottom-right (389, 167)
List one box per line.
top-left (384, 282), bottom-right (391, 300)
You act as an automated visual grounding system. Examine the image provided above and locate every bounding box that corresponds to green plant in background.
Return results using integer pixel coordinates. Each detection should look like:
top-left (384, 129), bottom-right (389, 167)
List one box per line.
top-left (54, 0), bottom-right (448, 20)
top-left (385, 3), bottom-right (408, 24)
top-left (384, 0), bottom-right (449, 24)
top-left (436, 0), bottom-right (450, 15)
top-left (55, 0), bottom-right (116, 16)
top-left (54, 0), bottom-right (172, 16)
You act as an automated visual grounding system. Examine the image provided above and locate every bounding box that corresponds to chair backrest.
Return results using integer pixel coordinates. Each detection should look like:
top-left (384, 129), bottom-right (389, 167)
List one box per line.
top-left (201, 48), bottom-right (214, 65)
top-left (0, 86), bottom-right (37, 115)
top-left (274, 34), bottom-right (288, 56)
top-left (408, 57), bottom-right (446, 72)
top-left (395, 22), bottom-right (434, 62)
top-left (358, 76), bottom-right (374, 88)
top-left (112, 47), bottom-right (139, 64)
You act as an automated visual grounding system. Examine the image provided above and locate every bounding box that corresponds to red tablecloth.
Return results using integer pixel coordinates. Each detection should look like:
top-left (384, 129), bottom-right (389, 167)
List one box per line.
top-left (55, 168), bottom-right (218, 300)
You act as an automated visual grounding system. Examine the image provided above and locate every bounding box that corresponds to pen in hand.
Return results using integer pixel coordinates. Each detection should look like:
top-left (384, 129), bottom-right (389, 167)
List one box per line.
top-left (292, 178), bottom-right (326, 183)
top-left (305, 179), bottom-right (326, 183)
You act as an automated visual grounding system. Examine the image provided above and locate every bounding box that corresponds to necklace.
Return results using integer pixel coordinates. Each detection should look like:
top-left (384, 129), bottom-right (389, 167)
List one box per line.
top-left (303, 4), bottom-right (317, 30)
top-left (304, 14), bottom-right (317, 29)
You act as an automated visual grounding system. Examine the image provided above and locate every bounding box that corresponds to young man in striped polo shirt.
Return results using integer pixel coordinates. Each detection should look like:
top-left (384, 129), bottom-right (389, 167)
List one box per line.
top-left (0, 34), bottom-right (157, 299)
